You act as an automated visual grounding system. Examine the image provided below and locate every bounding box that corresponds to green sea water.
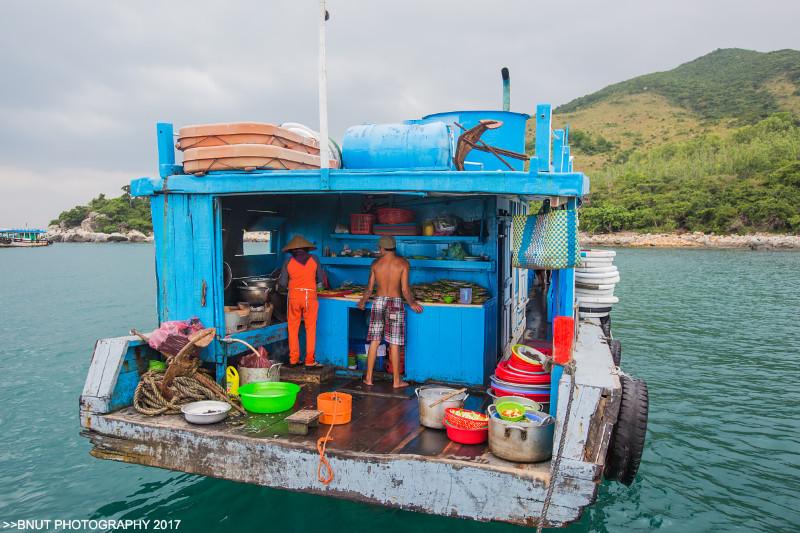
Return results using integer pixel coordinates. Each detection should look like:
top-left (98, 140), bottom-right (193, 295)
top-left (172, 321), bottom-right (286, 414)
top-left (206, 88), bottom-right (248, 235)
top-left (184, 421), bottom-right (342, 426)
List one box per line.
top-left (0, 244), bottom-right (798, 532)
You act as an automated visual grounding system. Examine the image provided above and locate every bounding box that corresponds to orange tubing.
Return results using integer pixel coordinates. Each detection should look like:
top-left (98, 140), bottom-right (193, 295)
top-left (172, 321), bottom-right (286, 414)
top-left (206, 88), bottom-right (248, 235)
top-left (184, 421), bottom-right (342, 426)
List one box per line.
top-left (316, 392), bottom-right (353, 485)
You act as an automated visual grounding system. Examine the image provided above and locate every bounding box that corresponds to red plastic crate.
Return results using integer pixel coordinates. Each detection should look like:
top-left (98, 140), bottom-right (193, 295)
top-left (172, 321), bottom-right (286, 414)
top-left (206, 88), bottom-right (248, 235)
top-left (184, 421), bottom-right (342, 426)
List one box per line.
top-left (350, 213), bottom-right (375, 235)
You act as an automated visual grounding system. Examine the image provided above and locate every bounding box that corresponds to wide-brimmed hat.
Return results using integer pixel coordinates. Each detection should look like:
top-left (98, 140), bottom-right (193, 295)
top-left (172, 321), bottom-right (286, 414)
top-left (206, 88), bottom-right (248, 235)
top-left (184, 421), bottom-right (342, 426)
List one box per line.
top-left (282, 234), bottom-right (316, 252)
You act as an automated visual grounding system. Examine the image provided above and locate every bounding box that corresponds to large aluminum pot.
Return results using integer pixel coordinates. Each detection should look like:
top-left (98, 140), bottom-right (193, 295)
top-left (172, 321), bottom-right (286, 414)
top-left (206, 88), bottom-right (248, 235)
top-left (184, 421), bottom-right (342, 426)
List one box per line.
top-left (416, 386), bottom-right (468, 429)
top-left (488, 405), bottom-right (554, 463)
top-left (237, 285), bottom-right (270, 305)
top-left (244, 277), bottom-right (278, 289)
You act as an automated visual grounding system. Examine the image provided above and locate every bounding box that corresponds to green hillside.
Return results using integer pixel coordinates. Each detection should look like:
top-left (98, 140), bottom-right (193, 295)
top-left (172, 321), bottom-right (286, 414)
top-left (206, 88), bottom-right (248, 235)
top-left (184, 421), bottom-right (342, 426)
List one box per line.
top-left (535, 48), bottom-right (800, 234)
top-left (557, 48), bottom-right (800, 123)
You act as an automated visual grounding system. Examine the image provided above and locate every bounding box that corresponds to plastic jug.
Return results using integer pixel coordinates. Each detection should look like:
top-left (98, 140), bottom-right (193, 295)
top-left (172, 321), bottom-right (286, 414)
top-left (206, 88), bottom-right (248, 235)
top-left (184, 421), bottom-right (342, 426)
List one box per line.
top-left (226, 366), bottom-right (240, 397)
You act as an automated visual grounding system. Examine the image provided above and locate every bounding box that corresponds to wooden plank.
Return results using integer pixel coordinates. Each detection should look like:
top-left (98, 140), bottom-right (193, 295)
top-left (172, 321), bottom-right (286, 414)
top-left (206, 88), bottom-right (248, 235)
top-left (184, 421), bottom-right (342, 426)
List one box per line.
top-left (81, 336), bottom-right (142, 414)
top-left (553, 322), bottom-right (621, 462)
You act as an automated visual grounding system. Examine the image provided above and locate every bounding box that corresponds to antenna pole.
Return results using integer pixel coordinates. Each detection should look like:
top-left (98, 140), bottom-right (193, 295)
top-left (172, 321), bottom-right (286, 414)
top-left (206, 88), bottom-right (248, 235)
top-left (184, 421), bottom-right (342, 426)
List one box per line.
top-left (318, 0), bottom-right (330, 169)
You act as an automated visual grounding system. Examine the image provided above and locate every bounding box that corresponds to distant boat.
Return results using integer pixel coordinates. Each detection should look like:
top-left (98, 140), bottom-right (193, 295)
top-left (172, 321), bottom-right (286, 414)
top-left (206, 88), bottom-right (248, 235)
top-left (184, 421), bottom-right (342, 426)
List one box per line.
top-left (0, 228), bottom-right (51, 247)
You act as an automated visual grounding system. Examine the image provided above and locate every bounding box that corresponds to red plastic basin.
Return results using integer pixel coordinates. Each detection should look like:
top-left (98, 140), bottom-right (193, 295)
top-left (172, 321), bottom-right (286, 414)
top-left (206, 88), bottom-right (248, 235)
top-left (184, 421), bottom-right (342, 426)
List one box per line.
top-left (444, 421), bottom-right (488, 445)
top-left (495, 361), bottom-right (551, 385)
top-left (491, 387), bottom-right (551, 403)
top-left (506, 357), bottom-right (546, 374)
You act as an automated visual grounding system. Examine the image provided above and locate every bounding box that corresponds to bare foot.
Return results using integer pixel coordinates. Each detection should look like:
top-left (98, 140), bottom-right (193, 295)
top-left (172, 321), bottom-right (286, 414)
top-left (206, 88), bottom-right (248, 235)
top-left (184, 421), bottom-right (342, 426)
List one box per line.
top-left (362, 378), bottom-right (373, 386)
top-left (393, 380), bottom-right (410, 389)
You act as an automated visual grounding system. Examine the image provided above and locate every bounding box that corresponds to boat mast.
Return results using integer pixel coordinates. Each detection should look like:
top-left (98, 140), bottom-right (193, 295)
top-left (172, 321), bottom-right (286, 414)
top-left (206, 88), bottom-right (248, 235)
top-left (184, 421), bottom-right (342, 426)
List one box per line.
top-left (318, 0), bottom-right (330, 169)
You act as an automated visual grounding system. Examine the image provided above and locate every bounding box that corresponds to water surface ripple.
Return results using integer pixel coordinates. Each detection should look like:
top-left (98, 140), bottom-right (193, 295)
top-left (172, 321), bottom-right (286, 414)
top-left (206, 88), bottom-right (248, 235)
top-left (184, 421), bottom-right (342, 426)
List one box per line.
top-left (0, 245), bottom-right (797, 532)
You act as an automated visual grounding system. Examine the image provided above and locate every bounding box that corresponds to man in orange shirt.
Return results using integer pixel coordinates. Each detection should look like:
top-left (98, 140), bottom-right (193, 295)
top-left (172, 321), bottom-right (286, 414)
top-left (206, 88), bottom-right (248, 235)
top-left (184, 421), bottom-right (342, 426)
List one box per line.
top-left (278, 235), bottom-right (328, 368)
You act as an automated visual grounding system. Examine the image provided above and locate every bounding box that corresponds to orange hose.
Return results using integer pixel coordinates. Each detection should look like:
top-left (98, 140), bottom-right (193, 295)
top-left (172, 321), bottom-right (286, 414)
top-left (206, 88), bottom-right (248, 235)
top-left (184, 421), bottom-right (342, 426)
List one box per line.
top-left (316, 396), bottom-right (338, 485)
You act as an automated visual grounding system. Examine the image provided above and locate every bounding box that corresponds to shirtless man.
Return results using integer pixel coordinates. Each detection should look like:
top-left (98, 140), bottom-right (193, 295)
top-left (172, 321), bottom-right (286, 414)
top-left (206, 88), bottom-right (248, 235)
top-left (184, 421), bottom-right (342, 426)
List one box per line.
top-left (358, 235), bottom-right (423, 388)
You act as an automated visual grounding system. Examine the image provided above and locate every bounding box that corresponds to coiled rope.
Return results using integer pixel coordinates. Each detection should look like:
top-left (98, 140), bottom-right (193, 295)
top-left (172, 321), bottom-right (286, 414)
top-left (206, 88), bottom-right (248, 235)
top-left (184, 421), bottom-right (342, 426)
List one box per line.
top-left (131, 327), bottom-right (245, 416)
top-left (133, 369), bottom-right (243, 416)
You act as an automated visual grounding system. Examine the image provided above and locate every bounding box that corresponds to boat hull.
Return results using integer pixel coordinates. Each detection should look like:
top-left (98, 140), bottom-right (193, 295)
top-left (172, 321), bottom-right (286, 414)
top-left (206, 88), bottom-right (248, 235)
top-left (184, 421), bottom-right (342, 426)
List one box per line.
top-left (79, 324), bottom-right (620, 528)
top-left (0, 240), bottom-right (51, 247)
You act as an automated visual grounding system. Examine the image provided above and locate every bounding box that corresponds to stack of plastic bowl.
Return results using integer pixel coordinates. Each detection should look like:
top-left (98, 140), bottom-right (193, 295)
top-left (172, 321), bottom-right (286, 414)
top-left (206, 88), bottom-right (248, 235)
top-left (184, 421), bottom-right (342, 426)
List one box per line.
top-left (489, 344), bottom-right (551, 412)
top-left (576, 249), bottom-right (619, 319)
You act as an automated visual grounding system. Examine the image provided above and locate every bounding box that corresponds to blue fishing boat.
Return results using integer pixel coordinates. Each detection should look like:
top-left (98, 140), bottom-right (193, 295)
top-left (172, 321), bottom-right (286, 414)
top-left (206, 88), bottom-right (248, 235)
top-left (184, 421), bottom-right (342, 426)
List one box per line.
top-left (79, 92), bottom-right (649, 527)
top-left (0, 228), bottom-right (51, 247)
top-left (79, 10), bottom-right (648, 525)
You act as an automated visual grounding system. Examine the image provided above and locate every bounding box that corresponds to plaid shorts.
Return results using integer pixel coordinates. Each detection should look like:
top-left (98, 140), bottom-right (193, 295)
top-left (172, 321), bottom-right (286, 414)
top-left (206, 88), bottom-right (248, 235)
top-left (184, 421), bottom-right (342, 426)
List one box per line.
top-left (367, 296), bottom-right (406, 346)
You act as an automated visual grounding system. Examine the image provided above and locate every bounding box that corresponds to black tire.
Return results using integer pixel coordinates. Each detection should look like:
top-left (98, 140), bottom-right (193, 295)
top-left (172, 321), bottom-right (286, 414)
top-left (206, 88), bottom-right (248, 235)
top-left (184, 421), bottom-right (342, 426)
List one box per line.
top-left (610, 339), bottom-right (622, 367)
top-left (604, 373), bottom-right (648, 485)
top-left (600, 314), bottom-right (612, 337)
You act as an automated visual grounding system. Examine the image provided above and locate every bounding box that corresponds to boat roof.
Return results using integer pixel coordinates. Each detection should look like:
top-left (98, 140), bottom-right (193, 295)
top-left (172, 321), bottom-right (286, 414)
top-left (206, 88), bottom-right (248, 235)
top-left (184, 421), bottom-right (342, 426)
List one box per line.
top-left (131, 168), bottom-right (588, 198)
top-left (0, 228), bottom-right (46, 234)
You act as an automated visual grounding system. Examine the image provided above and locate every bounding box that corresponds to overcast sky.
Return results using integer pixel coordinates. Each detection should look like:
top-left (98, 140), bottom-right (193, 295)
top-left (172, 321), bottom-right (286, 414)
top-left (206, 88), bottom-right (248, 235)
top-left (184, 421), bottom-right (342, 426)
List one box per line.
top-left (1, 0), bottom-right (798, 228)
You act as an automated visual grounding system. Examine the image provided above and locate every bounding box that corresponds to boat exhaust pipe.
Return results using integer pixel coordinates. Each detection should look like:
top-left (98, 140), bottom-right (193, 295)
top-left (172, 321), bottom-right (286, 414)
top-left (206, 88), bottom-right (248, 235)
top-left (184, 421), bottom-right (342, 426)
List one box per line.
top-left (501, 67), bottom-right (510, 111)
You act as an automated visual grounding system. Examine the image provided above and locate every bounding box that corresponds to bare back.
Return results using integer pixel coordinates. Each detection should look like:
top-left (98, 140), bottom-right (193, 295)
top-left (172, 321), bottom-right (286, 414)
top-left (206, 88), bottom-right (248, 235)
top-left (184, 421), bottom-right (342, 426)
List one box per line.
top-left (371, 253), bottom-right (408, 298)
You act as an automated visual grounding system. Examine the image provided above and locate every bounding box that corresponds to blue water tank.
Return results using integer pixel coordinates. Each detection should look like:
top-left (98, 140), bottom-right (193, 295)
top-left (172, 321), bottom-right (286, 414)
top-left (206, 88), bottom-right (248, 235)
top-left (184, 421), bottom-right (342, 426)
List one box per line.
top-left (421, 110), bottom-right (530, 171)
top-left (342, 121), bottom-right (454, 170)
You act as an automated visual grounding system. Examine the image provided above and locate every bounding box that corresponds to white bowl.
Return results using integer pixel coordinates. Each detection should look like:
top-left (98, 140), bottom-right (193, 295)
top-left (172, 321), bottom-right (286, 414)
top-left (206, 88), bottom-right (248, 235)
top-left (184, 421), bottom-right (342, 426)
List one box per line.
top-left (181, 400), bottom-right (231, 424)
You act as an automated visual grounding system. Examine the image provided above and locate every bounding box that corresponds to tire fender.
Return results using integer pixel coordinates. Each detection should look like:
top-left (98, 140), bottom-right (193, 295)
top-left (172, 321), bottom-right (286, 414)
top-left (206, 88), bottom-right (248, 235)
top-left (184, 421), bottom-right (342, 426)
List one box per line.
top-left (604, 373), bottom-right (648, 485)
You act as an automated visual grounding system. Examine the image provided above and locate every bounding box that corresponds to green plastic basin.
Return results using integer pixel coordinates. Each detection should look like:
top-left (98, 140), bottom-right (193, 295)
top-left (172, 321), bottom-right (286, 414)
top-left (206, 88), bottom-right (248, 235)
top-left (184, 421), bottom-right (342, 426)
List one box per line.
top-left (496, 401), bottom-right (526, 422)
top-left (238, 381), bottom-right (300, 414)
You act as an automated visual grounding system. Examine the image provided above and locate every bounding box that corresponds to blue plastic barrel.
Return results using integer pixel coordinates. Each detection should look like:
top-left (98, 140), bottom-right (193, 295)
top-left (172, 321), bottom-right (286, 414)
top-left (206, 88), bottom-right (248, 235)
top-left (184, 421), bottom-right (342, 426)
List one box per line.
top-left (421, 110), bottom-right (530, 171)
top-left (342, 121), bottom-right (454, 170)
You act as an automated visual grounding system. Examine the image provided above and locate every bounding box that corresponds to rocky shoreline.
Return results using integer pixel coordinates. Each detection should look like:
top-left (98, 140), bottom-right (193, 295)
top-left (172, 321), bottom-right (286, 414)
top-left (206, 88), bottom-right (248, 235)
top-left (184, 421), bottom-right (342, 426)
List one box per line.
top-left (581, 231), bottom-right (800, 250)
top-left (46, 211), bottom-right (798, 250)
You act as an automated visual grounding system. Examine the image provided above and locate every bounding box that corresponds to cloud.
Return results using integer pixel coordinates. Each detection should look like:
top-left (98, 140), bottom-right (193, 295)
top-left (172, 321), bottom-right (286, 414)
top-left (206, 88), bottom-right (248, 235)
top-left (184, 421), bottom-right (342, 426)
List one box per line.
top-left (0, 0), bottom-right (798, 226)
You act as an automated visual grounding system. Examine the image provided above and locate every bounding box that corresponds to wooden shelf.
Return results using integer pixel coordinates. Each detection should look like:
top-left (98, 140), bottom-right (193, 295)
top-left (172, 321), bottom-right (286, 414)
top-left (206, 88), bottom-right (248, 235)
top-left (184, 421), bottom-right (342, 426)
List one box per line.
top-left (328, 233), bottom-right (481, 244)
top-left (319, 256), bottom-right (495, 271)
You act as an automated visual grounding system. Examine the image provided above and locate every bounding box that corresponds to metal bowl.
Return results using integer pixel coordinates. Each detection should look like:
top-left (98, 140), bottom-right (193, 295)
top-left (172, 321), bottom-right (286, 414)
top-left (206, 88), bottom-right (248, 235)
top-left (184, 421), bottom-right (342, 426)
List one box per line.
top-left (181, 400), bottom-right (231, 424)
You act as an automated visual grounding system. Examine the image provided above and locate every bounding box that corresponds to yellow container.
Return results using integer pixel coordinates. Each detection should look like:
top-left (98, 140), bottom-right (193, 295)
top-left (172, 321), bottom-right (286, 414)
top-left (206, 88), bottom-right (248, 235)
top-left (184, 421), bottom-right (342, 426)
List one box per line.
top-left (226, 366), bottom-right (240, 397)
top-left (422, 221), bottom-right (435, 236)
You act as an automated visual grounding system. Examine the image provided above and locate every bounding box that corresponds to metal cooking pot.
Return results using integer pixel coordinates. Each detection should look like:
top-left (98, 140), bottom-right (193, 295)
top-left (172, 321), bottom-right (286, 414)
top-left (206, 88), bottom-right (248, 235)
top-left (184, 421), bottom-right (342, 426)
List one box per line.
top-left (242, 277), bottom-right (277, 289)
top-left (416, 386), bottom-right (468, 429)
top-left (488, 404), bottom-right (554, 463)
top-left (237, 285), bottom-right (270, 305)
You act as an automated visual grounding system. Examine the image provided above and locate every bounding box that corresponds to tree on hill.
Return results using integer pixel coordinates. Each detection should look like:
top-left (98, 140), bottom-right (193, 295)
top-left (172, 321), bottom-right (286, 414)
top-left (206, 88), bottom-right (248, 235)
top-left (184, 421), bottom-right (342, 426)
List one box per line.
top-left (581, 113), bottom-right (800, 234)
top-left (51, 186), bottom-right (152, 234)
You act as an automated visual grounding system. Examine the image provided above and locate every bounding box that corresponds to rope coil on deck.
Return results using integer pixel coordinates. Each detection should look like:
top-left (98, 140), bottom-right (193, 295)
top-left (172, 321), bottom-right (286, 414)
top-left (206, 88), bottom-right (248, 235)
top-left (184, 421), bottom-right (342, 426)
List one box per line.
top-left (133, 370), bottom-right (244, 416)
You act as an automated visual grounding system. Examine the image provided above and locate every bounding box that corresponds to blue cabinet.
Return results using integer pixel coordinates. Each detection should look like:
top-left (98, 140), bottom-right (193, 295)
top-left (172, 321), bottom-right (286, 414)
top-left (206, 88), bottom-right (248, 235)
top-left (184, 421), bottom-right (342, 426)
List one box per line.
top-left (315, 297), bottom-right (497, 386)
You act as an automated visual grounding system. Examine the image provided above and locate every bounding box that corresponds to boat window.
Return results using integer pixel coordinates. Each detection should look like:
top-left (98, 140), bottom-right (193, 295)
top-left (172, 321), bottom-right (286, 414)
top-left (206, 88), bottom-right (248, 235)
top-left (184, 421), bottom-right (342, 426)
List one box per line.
top-left (241, 232), bottom-right (274, 256)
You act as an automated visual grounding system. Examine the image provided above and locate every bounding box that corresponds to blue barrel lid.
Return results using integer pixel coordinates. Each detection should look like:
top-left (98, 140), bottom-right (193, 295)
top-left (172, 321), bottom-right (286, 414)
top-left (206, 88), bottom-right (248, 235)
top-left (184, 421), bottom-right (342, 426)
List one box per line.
top-left (423, 109), bottom-right (531, 120)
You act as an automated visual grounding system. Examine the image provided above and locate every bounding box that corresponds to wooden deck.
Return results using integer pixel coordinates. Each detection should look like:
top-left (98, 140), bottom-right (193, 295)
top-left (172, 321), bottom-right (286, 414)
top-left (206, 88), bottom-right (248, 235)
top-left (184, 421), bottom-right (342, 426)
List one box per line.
top-left (94, 377), bottom-right (549, 473)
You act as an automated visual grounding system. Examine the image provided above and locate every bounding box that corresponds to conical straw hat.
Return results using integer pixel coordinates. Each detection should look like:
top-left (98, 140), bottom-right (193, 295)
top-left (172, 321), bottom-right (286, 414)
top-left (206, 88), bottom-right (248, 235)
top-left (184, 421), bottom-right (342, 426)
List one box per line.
top-left (282, 234), bottom-right (316, 252)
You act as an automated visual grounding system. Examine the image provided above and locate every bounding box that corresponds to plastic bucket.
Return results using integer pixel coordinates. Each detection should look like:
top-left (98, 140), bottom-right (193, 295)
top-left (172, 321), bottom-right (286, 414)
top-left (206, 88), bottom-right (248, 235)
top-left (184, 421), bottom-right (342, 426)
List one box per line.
top-left (318, 392), bottom-right (352, 425)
